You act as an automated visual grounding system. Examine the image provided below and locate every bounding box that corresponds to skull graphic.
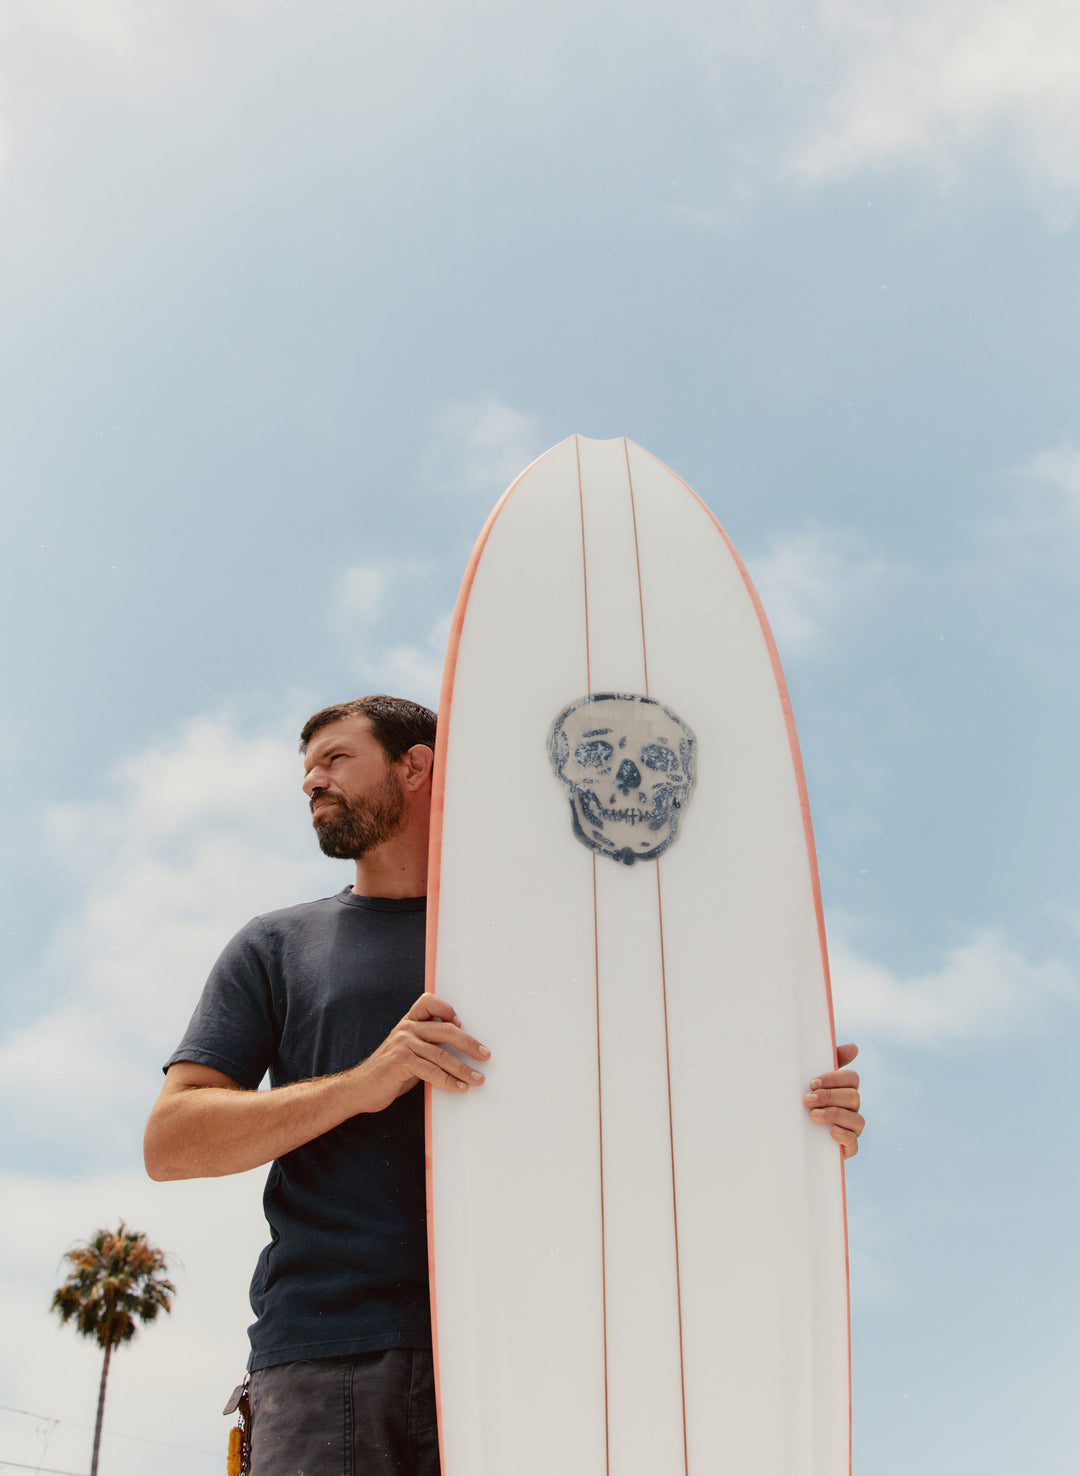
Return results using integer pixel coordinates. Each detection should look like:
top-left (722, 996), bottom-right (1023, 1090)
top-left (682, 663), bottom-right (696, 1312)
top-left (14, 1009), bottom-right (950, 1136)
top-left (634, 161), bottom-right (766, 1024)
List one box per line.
top-left (548, 693), bottom-right (696, 865)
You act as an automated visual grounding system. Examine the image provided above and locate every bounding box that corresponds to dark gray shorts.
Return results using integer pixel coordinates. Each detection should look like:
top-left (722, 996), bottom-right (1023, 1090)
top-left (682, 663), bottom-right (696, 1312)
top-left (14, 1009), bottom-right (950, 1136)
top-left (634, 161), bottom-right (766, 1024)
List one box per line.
top-left (247, 1350), bottom-right (440, 1476)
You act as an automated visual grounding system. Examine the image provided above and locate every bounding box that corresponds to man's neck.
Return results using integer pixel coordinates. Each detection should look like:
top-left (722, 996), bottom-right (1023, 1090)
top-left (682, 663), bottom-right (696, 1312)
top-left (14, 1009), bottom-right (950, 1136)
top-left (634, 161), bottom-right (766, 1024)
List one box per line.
top-left (350, 820), bottom-right (429, 899)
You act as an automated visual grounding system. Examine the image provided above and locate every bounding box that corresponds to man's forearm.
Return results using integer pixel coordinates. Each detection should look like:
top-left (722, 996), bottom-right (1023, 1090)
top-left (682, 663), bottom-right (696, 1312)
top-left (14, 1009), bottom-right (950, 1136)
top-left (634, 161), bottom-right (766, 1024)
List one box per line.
top-left (143, 1068), bottom-right (378, 1181)
top-left (145, 992), bottom-right (488, 1182)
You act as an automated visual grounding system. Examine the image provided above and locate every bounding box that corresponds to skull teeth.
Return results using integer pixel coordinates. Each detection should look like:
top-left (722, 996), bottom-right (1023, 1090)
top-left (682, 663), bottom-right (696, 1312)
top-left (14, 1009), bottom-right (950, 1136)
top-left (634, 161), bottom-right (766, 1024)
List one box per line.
top-left (580, 791), bottom-right (675, 828)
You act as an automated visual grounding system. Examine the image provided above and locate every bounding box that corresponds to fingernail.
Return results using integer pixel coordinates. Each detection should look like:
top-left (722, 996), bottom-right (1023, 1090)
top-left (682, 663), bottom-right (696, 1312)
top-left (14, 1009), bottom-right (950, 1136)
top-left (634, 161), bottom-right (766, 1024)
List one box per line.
top-left (470, 1070), bottom-right (485, 1082)
top-left (810, 1078), bottom-right (822, 1090)
top-left (811, 1109), bottom-right (824, 1121)
top-left (478, 1045), bottom-right (490, 1057)
top-left (804, 1092), bottom-right (818, 1104)
top-left (456, 1081), bottom-right (468, 1091)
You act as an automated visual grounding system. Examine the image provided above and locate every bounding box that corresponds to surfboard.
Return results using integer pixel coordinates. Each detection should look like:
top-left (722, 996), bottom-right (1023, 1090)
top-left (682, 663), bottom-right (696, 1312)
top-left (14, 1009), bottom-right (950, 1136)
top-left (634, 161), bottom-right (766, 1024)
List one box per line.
top-left (425, 435), bottom-right (850, 1476)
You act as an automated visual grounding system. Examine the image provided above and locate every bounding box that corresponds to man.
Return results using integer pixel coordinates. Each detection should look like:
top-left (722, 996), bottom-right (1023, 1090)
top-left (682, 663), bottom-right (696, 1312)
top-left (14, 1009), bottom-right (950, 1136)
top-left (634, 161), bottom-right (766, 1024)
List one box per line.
top-left (145, 694), bottom-right (864, 1475)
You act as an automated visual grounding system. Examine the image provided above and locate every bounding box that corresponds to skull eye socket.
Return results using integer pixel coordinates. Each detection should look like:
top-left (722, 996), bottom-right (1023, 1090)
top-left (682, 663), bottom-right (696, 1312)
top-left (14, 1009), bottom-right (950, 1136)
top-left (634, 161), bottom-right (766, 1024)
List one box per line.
top-left (641, 743), bottom-right (679, 773)
top-left (575, 740), bottom-right (614, 769)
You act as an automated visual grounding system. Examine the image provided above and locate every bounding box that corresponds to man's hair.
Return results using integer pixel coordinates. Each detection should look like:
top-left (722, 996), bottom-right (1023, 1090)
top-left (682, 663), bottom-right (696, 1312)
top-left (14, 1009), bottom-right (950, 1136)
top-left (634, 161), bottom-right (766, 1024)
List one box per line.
top-left (299, 695), bottom-right (437, 761)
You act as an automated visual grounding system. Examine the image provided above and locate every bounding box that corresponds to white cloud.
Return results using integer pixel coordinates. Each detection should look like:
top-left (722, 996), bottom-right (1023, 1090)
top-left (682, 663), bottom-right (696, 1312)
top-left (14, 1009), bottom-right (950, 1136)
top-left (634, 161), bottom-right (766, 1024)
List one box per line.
top-left (375, 638), bottom-right (447, 706)
top-left (0, 710), bottom-right (339, 1159)
top-left (370, 609), bottom-right (454, 706)
top-left (744, 527), bottom-right (891, 659)
top-left (791, 0), bottom-right (1080, 194)
top-left (828, 914), bottom-right (1078, 1046)
top-left (0, 0), bottom-right (541, 230)
top-left (983, 443), bottom-right (1080, 575)
top-left (328, 562), bottom-right (450, 707)
top-left (2, 0), bottom-right (171, 73)
top-left (423, 398), bottom-right (542, 498)
top-left (329, 565), bottom-right (391, 630)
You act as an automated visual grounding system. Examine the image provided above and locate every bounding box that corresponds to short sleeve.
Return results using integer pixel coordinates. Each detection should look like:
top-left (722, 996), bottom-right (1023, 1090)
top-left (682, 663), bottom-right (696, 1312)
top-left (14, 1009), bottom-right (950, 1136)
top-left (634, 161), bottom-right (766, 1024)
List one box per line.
top-left (163, 918), bottom-right (280, 1089)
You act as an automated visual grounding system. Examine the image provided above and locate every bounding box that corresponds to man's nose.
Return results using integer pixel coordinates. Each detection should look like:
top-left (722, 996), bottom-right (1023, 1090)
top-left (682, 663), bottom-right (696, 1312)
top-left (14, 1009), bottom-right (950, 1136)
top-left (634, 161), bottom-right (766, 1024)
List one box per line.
top-left (302, 768), bottom-right (326, 797)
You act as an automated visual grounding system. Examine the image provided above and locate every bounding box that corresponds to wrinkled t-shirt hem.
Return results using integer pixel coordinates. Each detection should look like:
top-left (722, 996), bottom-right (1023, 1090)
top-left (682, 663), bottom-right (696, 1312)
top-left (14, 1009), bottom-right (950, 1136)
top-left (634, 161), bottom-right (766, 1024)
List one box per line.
top-left (248, 1326), bottom-right (433, 1372)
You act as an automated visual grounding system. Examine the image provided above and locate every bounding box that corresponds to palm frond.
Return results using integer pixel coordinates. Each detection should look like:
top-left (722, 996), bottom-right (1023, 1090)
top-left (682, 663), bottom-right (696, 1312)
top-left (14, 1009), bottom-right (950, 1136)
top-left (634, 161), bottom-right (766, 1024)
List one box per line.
top-left (50, 1222), bottom-right (175, 1352)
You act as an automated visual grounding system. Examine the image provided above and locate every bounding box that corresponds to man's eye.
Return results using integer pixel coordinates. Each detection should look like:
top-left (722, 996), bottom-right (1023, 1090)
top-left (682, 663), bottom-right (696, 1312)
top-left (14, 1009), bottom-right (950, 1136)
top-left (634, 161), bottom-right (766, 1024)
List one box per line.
top-left (641, 744), bottom-right (679, 772)
top-left (575, 740), bottom-right (613, 769)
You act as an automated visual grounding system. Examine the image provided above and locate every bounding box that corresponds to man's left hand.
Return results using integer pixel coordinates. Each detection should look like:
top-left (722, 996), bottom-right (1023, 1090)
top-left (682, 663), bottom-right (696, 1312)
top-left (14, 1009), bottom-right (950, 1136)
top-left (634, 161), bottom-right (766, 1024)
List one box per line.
top-left (804, 1042), bottom-right (864, 1158)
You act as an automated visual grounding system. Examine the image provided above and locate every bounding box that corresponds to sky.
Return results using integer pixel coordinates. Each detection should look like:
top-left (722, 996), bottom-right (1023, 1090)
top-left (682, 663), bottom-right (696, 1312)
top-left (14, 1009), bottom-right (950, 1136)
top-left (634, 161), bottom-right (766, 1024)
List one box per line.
top-left (1, 0), bottom-right (1078, 1471)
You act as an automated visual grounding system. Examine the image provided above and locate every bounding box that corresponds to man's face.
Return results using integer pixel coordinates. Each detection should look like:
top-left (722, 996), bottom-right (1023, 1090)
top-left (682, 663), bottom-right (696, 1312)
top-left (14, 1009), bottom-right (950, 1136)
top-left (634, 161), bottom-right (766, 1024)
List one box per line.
top-left (301, 716), bottom-right (406, 859)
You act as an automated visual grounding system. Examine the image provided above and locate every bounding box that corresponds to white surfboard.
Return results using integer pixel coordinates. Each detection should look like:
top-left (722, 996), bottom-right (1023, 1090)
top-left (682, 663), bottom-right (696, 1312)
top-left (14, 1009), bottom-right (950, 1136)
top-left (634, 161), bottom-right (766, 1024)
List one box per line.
top-left (425, 435), bottom-right (850, 1476)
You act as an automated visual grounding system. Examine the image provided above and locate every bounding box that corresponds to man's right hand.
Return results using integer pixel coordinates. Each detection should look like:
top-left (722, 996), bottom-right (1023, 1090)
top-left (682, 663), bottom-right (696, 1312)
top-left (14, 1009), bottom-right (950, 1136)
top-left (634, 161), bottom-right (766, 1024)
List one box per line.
top-left (355, 993), bottom-right (490, 1111)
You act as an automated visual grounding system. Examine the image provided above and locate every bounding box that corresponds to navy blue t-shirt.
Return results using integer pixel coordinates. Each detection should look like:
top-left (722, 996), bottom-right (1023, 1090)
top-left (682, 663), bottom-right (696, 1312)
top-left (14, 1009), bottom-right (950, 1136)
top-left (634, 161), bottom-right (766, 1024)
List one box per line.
top-left (165, 888), bottom-right (431, 1370)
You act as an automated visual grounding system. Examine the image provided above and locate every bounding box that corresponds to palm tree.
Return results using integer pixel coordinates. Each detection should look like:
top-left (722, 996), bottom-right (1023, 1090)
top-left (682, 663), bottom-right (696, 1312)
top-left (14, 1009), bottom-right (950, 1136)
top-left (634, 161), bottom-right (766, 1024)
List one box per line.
top-left (50, 1222), bottom-right (175, 1476)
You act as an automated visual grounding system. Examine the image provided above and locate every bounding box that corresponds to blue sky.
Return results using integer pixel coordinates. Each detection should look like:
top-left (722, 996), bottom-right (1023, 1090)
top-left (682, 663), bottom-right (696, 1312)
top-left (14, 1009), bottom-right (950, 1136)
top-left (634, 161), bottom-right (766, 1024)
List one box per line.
top-left (1, 2), bottom-right (1078, 1472)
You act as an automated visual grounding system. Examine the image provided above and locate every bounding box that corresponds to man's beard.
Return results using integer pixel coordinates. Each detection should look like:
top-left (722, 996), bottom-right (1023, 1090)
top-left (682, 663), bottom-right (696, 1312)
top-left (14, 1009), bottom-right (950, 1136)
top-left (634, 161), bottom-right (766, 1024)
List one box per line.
top-left (312, 771), bottom-right (406, 859)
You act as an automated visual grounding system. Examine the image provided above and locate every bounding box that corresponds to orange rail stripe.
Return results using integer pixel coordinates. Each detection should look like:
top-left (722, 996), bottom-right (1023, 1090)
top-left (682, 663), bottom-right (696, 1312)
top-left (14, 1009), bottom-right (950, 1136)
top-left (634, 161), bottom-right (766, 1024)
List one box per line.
top-left (423, 437), bottom-right (574, 1475)
top-left (632, 440), bottom-right (853, 1475)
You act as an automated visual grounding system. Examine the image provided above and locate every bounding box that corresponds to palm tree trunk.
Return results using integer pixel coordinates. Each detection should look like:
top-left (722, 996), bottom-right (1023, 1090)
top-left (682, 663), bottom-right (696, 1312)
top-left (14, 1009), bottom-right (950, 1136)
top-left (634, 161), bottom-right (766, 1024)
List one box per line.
top-left (90, 1341), bottom-right (112, 1476)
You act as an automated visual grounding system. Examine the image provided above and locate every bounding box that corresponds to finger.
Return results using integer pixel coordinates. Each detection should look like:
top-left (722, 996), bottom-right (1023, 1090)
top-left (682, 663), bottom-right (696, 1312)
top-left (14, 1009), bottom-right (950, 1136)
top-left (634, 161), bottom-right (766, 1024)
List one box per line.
top-left (411, 1039), bottom-right (487, 1091)
top-left (409, 1021), bottom-right (491, 1060)
top-left (810, 1106), bottom-right (865, 1137)
top-left (406, 993), bottom-right (461, 1026)
top-left (804, 1087), bottom-right (860, 1111)
top-left (832, 1127), bottom-right (859, 1158)
top-left (836, 1042), bottom-right (859, 1068)
top-left (807, 1069), bottom-right (860, 1092)
top-left (409, 1055), bottom-right (472, 1094)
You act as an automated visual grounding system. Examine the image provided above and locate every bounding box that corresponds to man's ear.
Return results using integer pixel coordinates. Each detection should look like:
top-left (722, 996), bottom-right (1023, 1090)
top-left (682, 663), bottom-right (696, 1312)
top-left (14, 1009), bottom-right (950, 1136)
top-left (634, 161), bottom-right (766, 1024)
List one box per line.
top-left (401, 743), bottom-right (435, 791)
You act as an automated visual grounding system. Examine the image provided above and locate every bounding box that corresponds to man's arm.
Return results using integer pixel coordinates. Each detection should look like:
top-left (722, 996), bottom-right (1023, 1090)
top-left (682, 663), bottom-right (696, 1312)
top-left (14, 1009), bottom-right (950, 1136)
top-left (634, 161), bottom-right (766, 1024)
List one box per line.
top-left (144, 993), bottom-right (490, 1181)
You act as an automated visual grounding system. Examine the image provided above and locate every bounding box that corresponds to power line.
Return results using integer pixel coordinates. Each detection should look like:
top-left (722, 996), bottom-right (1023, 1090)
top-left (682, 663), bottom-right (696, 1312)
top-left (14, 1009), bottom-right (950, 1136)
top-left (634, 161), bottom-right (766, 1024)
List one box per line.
top-left (0, 1407), bottom-right (215, 1458)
